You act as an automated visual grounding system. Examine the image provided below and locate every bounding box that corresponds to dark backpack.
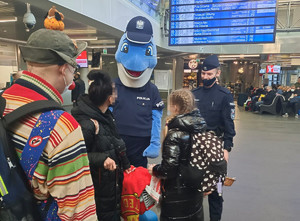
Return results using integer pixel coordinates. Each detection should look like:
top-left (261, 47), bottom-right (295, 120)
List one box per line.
top-left (0, 95), bottom-right (64, 221)
top-left (180, 132), bottom-right (227, 190)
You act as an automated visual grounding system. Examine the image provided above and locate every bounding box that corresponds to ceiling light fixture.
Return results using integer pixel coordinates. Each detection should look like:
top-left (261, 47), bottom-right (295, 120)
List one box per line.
top-left (0, 17), bottom-right (17, 23)
top-left (90, 39), bottom-right (116, 45)
top-left (0, 1), bottom-right (8, 6)
top-left (72, 37), bottom-right (98, 41)
top-left (87, 45), bottom-right (116, 49)
top-left (219, 54), bottom-right (260, 58)
top-left (64, 29), bottom-right (97, 35)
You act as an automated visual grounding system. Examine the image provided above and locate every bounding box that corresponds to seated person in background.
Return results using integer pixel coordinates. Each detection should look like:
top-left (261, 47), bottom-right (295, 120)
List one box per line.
top-left (282, 86), bottom-right (292, 99)
top-left (250, 85), bottom-right (266, 111)
top-left (276, 85), bottom-right (283, 95)
top-left (294, 76), bottom-right (300, 89)
top-left (282, 86), bottom-right (293, 117)
top-left (254, 86), bottom-right (276, 112)
top-left (288, 85), bottom-right (300, 118)
top-left (71, 70), bottom-right (131, 221)
top-left (246, 85), bottom-right (254, 97)
top-left (251, 85), bottom-right (266, 99)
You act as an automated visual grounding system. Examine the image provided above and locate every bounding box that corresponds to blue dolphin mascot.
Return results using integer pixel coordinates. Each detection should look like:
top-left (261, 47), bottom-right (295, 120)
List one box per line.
top-left (113, 16), bottom-right (164, 168)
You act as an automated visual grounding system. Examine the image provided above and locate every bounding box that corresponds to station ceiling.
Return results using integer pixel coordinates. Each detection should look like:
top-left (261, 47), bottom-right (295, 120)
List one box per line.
top-left (1, 0), bottom-right (300, 67)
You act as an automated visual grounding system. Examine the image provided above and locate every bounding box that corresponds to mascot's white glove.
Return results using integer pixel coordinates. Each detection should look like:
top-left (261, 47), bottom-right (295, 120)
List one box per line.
top-left (143, 109), bottom-right (162, 158)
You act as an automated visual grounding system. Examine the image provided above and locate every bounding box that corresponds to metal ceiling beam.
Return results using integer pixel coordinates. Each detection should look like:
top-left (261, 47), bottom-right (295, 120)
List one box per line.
top-left (0, 37), bottom-right (26, 44)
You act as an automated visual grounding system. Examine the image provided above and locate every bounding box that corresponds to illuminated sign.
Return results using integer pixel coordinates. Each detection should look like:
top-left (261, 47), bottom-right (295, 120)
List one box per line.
top-left (266, 65), bottom-right (281, 73)
top-left (76, 51), bottom-right (88, 68)
top-left (169, 0), bottom-right (277, 46)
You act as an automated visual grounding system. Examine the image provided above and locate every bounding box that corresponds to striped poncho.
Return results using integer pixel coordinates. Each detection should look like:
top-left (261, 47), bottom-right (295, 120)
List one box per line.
top-left (2, 71), bottom-right (97, 220)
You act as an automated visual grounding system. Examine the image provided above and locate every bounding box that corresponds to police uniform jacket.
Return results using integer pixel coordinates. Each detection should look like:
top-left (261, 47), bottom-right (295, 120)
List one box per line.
top-left (193, 83), bottom-right (236, 151)
top-left (152, 109), bottom-right (206, 220)
top-left (113, 78), bottom-right (164, 137)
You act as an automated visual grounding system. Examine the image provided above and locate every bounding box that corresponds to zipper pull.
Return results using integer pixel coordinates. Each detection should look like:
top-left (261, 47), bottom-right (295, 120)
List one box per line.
top-left (217, 177), bottom-right (223, 196)
top-left (7, 157), bottom-right (15, 169)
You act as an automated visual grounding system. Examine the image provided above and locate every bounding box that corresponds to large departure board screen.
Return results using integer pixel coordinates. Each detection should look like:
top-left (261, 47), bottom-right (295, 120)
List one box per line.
top-left (169, 0), bottom-right (277, 46)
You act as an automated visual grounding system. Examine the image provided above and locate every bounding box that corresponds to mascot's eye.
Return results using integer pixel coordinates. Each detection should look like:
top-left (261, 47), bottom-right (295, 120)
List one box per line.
top-left (145, 45), bottom-right (153, 56)
top-left (121, 43), bottom-right (129, 53)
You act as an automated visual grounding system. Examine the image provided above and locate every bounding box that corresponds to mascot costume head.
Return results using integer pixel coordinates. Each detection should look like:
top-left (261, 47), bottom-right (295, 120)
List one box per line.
top-left (115, 16), bottom-right (161, 221)
top-left (115, 16), bottom-right (157, 88)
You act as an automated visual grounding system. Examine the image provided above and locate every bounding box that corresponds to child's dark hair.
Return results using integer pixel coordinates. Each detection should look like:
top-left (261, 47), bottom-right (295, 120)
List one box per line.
top-left (87, 70), bottom-right (113, 106)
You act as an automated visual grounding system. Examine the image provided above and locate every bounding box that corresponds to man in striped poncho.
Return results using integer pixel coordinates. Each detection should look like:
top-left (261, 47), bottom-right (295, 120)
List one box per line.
top-left (2, 29), bottom-right (97, 220)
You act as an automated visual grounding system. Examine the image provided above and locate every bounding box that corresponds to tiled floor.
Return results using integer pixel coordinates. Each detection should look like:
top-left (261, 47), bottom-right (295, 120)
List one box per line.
top-left (66, 103), bottom-right (300, 221)
top-left (149, 105), bottom-right (300, 221)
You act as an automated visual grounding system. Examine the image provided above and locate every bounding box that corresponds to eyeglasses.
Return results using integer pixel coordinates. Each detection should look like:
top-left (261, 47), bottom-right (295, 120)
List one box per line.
top-left (67, 65), bottom-right (78, 75)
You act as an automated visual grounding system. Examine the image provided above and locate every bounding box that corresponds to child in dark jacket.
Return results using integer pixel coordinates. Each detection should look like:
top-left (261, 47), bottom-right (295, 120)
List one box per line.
top-left (72, 70), bottom-right (130, 221)
top-left (148, 89), bottom-right (207, 221)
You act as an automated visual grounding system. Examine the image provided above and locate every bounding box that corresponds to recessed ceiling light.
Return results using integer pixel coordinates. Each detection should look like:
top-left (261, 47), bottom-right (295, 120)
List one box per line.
top-left (0, 17), bottom-right (17, 23)
top-left (0, 1), bottom-right (8, 6)
top-left (64, 29), bottom-right (97, 35)
top-left (87, 45), bottom-right (116, 49)
top-left (72, 37), bottom-right (98, 41)
top-left (219, 54), bottom-right (260, 58)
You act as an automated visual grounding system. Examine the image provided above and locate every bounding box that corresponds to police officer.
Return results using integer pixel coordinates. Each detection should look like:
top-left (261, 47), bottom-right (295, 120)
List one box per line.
top-left (113, 16), bottom-right (164, 168)
top-left (193, 55), bottom-right (236, 221)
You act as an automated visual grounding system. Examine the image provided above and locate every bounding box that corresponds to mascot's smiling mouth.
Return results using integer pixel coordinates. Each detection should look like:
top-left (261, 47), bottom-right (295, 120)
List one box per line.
top-left (125, 68), bottom-right (144, 78)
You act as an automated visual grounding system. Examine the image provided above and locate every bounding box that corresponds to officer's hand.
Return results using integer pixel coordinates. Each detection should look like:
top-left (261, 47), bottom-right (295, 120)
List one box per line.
top-left (104, 157), bottom-right (116, 171)
top-left (223, 149), bottom-right (229, 163)
top-left (203, 191), bottom-right (212, 196)
top-left (143, 141), bottom-right (160, 158)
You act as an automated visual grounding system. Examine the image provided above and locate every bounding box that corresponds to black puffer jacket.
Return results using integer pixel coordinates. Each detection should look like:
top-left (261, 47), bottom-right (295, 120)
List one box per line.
top-left (72, 95), bottom-right (130, 221)
top-left (153, 109), bottom-right (206, 221)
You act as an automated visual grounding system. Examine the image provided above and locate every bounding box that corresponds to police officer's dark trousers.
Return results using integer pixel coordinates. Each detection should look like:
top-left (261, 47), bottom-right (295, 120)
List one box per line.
top-left (120, 135), bottom-right (150, 168)
top-left (208, 190), bottom-right (224, 221)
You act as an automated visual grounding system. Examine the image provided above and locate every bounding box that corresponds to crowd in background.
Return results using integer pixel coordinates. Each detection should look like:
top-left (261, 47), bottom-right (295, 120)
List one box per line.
top-left (244, 77), bottom-right (300, 118)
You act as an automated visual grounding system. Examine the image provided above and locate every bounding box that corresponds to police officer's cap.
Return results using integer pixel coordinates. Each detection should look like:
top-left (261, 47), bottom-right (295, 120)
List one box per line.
top-left (126, 16), bottom-right (153, 44)
top-left (202, 55), bottom-right (220, 71)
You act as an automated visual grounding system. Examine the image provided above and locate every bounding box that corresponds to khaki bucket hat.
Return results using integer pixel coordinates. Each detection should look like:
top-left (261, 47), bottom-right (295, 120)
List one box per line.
top-left (19, 29), bottom-right (87, 68)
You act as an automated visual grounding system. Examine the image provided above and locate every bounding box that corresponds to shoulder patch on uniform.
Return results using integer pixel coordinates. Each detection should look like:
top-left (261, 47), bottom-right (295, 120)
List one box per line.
top-left (218, 86), bottom-right (231, 94)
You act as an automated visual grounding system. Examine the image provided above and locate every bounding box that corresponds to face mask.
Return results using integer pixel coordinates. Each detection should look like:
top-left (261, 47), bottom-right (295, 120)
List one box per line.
top-left (203, 77), bottom-right (216, 87)
top-left (291, 89), bottom-right (295, 92)
top-left (62, 76), bottom-right (72, 94)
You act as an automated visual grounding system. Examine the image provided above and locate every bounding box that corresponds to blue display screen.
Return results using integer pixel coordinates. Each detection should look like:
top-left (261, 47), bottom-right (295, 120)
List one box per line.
top-left (169, 0), bottom-right (277, 46)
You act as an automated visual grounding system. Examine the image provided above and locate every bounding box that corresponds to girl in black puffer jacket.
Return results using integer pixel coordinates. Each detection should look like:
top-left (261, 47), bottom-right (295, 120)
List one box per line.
top-left (72, 70), bottom-right (131, 221)
top-left (148, 89), bottom-right (207, 221)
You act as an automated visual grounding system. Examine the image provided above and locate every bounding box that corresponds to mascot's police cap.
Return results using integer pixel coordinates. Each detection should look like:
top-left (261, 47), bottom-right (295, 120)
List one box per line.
top-left (202, 54), bottom-right (220, 71)
top-left (126, 16), bottom-right (153, 44)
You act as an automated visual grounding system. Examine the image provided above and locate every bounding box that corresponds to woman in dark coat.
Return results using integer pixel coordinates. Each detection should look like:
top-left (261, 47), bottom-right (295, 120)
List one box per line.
top-left (72, 70), bottom-right (130, 221)
top-left (148, 89), bottom-right (207, 221)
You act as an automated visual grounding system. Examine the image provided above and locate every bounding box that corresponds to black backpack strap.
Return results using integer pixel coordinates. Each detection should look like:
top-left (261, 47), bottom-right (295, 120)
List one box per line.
top-left (0, 92), bottom-right (6, 118)
top-left (3, 100), bottom-right (65, 128)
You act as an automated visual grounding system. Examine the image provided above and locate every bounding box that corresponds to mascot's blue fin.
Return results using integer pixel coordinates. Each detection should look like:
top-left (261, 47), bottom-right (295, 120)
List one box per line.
top-left (143, 109), bottom-right (162, 158)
